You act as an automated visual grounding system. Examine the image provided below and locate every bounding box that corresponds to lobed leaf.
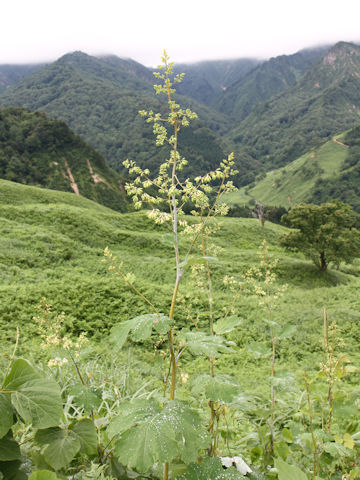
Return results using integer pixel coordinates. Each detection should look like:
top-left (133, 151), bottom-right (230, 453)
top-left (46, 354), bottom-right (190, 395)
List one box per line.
top-left (71, 419), bottom-right (98, 456)
top-left (110, 314), bottom-right (171, 349)
top-left (179, 330), bottom-right (234, 357)
top-left (35, 427), bottom-right (81, 470)
top-left (9, 378), bottom-right (62, 429)
top-left (28, 471), bottom-right (60, 480)
top-left (213, 316), bottom-right (243, 335)
top-left (112, 400), bottom-right (208, 472)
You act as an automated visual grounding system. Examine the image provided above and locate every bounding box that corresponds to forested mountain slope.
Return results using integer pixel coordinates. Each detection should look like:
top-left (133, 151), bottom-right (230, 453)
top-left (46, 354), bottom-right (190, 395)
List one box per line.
top-left (0, 52), bottom-right (233, 179)
top-left (0, 106), bottom-right (128, 211)
top-left (173, 58), bottom-right (261, 105)
top-left (217, 46), bottom-right (328, 121)
top-left (229, 42), bottom-right (360, 168)
top-left (0, 63), bottom-right (44, 93)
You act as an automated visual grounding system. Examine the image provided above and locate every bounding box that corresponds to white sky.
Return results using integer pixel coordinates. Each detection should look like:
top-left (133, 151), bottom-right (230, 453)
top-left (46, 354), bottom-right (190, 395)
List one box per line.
top-left (1, 0), bottom-right (360, 65)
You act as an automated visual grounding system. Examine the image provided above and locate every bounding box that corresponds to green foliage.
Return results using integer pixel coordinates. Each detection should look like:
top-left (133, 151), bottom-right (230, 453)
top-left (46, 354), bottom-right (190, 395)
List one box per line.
top-left (109, 399), bottom-right (209, 473)
top-left (280, 201), bottom-right (360, 272)
top-left (229, 42), bottom-right (360, 169)
top-left (274, 458), bottom-right (307, 480)
top-left (1, 358), bottom-right (63, 429)
top-left (0, 106), bottom-right (128, 212)
top-left (0, 52), bottom-right (230, 181)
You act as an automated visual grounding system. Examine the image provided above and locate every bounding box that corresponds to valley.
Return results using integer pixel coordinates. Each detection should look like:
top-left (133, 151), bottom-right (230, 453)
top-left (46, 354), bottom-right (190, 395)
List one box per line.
top-left (0, 41), bottom-right (360, 479)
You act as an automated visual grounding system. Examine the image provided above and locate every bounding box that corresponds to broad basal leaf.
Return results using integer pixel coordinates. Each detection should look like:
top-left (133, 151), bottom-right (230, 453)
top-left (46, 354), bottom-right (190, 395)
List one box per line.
top-left (274, 458), bottom-right (307, 480)
top-left (69, 384), bottom-right (101, 412)
top-left (113, 409), bottom-right (178, 472)
top-left (3, 359), bottom-right (41, 390)
top-left (35, 427), bottom-right (81, 470)
top-left (71, 419), bottom-right (97, 456)
top-left (192, 375), bottom-right (240, 403)
top-left (110, 314), bottom-right (171, 348)
top-left (9, 378), bottom-right (62, 429)
top-left (176, 457), bottom-right (245, 479)
top-left (213, 316), bottom-right (243, 335)
top-left (113, 400), bottom-right (208, 472)
top-left (246, 342), bottom-right (271, 359)
top-left (0, 460), bottom-right (27, 480)
top-left (179, 330), bottom-right (234, 357)
top-left (163, 401), bottom-right (209, 464)
top-left (107, 398), bottom-right (160, 438)
top-left (0, 393), bottom-right (14, 439)
top-left (205, 375), bottom-right (240, 403)
top-left (0, 431), bottom-right (21, 461)
top-left (275, 324), bottom-right (296, 340)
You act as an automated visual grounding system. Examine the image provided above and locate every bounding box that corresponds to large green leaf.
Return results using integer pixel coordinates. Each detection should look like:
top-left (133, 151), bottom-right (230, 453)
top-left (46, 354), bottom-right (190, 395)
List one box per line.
top-left (9, 378), bottom-right (62, 429)
top-left (192, 375), bottom-right (240, 403)
top-left (69, 384), bottom-right (101, 413)
top-left (179, 330), bottom-right (234, 357)
top-left (323, 441), bottom-right (351, 457)
top-left (110, 314), bottom-right (171, 348)
top-left (113, 400), bottom-right (208, 472)
top-left (213, 316), bottom-right (243, 335)
top-left (35, 427), bottom-right (81, 470)
top-left (0, 460), bottom-right (27, 480)
top-left (107, 398), bottom-right (160, 438)
top-left (28, 471), bottom-right (59, 480)
top-left (176, 457), bottom-right (245, 479)
top-left (3, 359), bottom-right (62, 429)
top-left (71, 419), bottom-right (97, 456)
top-left (0, 431), bottom-right (21, 461)
top-left (274, 458), bottom-right (308, 480)
top-left (2, 359), bottom-right (40, 389)
top-left (113, 412), bottom-right (178, 472)
top-left (0, 393), bottom-right (14, 439)
top-left (205, 375), bottom-right (240, 403)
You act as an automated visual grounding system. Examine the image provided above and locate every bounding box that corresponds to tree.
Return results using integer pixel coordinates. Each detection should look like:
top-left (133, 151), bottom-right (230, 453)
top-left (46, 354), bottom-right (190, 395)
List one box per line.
top-left (280, 201), bottom-right (360, 273)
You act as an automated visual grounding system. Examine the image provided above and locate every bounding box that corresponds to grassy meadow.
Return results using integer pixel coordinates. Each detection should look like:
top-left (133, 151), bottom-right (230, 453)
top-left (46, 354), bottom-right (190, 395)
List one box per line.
top-left (226, 133), bottom-right (349, 208)
top-left (2, 178), bottom-right (360, 384)
top-left (1, 178), bottom-right (360, 479)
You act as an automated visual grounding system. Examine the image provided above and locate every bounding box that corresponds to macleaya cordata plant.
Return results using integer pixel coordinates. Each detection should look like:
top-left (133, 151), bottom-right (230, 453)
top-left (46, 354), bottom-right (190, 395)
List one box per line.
top-left (103, 51), bottom-right (246, 480)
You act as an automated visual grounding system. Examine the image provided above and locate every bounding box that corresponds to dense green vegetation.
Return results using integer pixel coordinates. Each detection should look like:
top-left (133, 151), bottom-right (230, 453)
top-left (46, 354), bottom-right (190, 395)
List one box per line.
top-left (229, 42), bottom-right (360, 169)
top-left (173, 58), bottom-right (260, 106)
top-left (226, 132), bottom-right (349, 208)
top-left (0, 106), bottom-right (128, 211)
top-left (227, 123), bottom-right (360, 214)
top-left (0, 63), bottom-right (44, 93)
top-left (2, 44), bottom-right (360, 479)
top-left (280, 201), bottom-right (360, 272)
top-left (1, 173), bottom-right (360, 478)
top-left (0, 52), bottom-right (233, 180)
top-left (1, 42), bottom-right (357, 189)
top-left (311, 125), bottom-right (360, 211)
top-left (217, 47), bottom-right (327, 121)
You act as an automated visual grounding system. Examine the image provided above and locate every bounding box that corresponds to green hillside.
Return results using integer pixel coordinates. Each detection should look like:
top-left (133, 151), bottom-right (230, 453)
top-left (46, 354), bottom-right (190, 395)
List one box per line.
top-left (0, 106), bottom-right (128, 211)
top-left (0, 63), bottom-right (44, 93)
top-left (1, 179), bottom-right (360, 478)
top-left (229, 42), bottom-right (360, 168)
top-left (1, 178), bottom-right (359, 358)
top-left (173, 58), bottom-right (260, 105)
top-left (217, 46), bottom-right (327, 121)
top-left (0, 51), bottom-right (232, 178)
top-left (227, 132), bottom-right (349, 208)
top-left (311, 125), bottom-right (360, 211)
